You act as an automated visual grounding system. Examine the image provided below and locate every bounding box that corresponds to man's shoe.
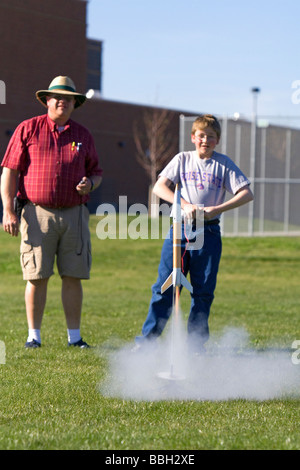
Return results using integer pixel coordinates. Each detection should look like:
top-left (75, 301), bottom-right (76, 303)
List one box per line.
top-left (68, 338), bottom-right (90, 349)
top-left (25, 339), bottom-right (41, 349)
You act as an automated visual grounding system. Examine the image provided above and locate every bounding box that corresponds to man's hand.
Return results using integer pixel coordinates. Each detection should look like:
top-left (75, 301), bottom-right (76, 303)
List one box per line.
top-left (2, 210), bottom-right (19, 237)
top-left (76, 177), bottom-right (92, 195)
top-left (1, 167), bottom-right (19, 236)
top-left (76, 175), bottom-right (101, 195)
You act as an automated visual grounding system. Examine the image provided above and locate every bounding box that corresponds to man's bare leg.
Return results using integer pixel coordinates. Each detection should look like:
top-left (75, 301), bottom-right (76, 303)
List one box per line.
top-left (61, 276), bottom-right (82, 329)
top-left (61, 276), bottom-right (88, 347)
top-left (25, 278), bottom-right (49, 345)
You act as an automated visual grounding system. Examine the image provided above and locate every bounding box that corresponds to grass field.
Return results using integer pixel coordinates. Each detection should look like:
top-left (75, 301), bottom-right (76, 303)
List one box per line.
top-left (0, 215), bottom-right (299, 450)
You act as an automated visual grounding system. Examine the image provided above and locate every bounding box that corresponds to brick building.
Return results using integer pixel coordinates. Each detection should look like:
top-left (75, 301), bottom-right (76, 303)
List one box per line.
top-left (0, 0), bottom-right (190, 217)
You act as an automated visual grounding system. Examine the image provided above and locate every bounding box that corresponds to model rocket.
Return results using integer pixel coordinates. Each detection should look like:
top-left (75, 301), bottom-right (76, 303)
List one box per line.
top-left (161, 184), bottom-right (193, 296)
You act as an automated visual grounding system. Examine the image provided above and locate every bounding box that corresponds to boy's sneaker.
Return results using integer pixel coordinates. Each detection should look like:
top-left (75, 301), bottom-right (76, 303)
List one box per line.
top-left (131, 343), bottom-right (142, 353)
top-left (188, 344), bottom-right (206, 357)
top-left (130, 340), bottom-right (156, 354)
top-left (68, 338), bottom-right (90, 349)
top-left (25, 339), bottom-right (41, 349)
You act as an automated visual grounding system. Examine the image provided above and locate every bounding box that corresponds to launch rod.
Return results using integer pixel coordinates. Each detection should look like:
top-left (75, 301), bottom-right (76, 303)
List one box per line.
top-left (169, 285), bottom-right (181, 378)
top-left (175, 286), bottom-right (180, 313)
top-left (158, 184), bottom-right (191, 381)
top-left (170, 187), bottom-right (182, 377)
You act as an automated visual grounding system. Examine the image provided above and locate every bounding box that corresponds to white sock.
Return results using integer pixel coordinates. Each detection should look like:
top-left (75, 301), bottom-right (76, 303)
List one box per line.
top-left (67, 329), bottom-right (81, 344)
top-left (27, 329), bottom-right (41, 344)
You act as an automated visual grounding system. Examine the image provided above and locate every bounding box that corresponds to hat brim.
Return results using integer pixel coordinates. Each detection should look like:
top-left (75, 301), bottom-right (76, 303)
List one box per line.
top-left (36, 90), bottom-right (87, 109)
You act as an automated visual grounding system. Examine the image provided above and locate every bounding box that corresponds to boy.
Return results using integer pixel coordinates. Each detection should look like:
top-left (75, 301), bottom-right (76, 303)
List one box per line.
top-left (135, 114), bottom-right (253, 354)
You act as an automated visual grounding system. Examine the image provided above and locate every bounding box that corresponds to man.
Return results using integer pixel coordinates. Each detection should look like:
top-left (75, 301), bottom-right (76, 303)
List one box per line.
top-left (1, 76), bottom-right (103, 349)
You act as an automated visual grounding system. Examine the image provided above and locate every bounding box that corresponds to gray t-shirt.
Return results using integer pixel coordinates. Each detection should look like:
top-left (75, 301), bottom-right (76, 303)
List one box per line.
top-left (159, 150), bottom-right (250, 220)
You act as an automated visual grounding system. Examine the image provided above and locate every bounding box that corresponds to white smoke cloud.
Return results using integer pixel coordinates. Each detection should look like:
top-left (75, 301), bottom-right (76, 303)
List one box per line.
top-left (99, 314), bottom-right (300, 402)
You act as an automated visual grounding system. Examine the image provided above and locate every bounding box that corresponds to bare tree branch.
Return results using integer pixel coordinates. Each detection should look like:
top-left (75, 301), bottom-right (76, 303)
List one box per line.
top-left (133, 108), bottom-right (178, 187)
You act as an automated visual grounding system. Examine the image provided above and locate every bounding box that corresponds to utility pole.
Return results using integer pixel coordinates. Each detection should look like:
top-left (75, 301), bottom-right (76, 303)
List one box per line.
top-left (248, 87), bottom-right (260, 235)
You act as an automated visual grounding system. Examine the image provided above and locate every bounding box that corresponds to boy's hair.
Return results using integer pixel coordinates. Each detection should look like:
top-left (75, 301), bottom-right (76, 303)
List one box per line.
top-left (191, 114), bottom-right (221, 139)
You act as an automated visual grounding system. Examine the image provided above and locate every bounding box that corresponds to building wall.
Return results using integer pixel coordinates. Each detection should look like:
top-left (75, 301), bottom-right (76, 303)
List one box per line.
top-left (75, 98), bottom-right (181, 211)
top-left (0, 0), bottom-right (88, 123)
top-left (0, 0), bottom-right (185, 219)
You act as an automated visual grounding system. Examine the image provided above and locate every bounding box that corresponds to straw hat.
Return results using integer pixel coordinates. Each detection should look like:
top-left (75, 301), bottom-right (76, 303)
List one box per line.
top-left (36, 76), bottom-right (87, 109)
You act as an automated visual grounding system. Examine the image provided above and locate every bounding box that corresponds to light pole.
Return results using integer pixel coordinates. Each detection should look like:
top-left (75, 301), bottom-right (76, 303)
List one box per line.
top-left (249, 87), bottom-right (260, 235)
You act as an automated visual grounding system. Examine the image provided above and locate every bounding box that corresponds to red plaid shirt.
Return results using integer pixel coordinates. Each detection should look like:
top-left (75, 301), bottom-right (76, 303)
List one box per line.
top-left (1, 114), bottom-right (103, 208)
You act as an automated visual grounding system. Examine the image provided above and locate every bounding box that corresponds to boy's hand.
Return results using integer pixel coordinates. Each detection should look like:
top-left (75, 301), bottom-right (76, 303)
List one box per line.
top-left (183, 203), bottom-right (220, 221)
top-left (183, 203), bottom-right (204, 221)
top-left (183, 203), bottom-right (196, 220)
top-left (203, 206), bottom-right (219, 220)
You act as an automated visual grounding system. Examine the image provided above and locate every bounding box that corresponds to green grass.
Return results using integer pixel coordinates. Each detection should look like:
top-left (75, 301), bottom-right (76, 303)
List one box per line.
top-left (0, 216), bottom-right (300, 450)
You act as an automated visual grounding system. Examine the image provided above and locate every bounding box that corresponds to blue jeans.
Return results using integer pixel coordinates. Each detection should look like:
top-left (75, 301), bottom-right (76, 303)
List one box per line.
top-left (136, 223), bottom-right (222, 349)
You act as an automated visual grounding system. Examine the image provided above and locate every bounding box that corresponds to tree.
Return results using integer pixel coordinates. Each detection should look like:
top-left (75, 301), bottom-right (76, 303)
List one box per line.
top-left (133, 107), bottom-right (178, 216)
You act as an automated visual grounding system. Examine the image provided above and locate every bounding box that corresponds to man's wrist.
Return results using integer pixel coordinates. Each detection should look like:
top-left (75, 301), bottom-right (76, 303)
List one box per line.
top-left (88, 177), bottom-right (94, 191)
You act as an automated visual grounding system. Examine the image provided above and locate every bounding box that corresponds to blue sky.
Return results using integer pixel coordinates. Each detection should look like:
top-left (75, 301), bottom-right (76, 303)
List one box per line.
top-left (87, 0), bottom-right (300, 127)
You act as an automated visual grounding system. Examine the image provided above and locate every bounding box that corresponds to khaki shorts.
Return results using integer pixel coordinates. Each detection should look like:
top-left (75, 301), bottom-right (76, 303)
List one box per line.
top-left (20, 204), bottom-right (91, 280)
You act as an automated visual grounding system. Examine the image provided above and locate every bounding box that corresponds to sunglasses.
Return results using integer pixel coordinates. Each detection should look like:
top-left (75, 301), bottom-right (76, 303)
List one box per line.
top-left (47, 94), bottom-right (75, 102)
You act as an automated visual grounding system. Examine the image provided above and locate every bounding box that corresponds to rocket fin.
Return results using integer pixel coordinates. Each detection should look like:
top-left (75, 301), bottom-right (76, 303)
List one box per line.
top-left (180, 273), bottom-right (193, 293)
top-left (161, 273), bottom-right (173, 293)
top-left (161, 271), bottom-right (193, 294)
